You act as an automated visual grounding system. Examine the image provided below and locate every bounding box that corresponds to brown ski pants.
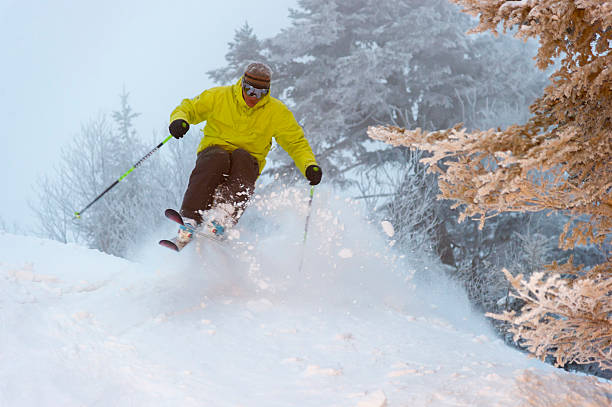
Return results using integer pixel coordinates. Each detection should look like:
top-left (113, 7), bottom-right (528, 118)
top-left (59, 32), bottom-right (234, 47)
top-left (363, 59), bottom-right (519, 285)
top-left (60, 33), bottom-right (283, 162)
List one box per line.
top-left (180, 146), bottom-right (259, 224)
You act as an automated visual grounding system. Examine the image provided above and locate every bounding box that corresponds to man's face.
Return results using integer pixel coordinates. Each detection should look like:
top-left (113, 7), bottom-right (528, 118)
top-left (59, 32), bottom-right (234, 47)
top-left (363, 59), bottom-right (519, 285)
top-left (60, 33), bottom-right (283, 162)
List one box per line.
top-left (242, 79), bottom-right (269, 108)
top-left (242, 87), bottom-right (260, 108)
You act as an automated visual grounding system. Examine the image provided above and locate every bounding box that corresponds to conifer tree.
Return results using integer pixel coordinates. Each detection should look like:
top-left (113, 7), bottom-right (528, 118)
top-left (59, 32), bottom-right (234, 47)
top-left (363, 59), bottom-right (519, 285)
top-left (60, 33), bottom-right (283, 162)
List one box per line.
top-left (208, 22), bottom-right (268, 85)
top-left (369, 0), bottom-right (611, 370)
top-left (112, 87), bottom-right (141, 147)
top-left (34, 92), bottom-right (162, 257)
top-left (263, 0), bottom-right (544, 179)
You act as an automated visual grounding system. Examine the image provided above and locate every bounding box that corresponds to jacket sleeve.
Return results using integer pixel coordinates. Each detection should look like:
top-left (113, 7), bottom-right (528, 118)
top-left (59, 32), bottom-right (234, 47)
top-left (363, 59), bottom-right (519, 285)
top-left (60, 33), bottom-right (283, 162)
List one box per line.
top-left (169, 89), bottom-right (215, 125)
top-left (274, 107), bottom-right (318, 177)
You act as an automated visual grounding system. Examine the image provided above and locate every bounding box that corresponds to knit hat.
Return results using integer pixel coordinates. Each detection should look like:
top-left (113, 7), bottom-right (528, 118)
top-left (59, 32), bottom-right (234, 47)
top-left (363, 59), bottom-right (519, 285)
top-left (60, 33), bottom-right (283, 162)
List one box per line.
top-left (244, 62), bottom-right (272, 89)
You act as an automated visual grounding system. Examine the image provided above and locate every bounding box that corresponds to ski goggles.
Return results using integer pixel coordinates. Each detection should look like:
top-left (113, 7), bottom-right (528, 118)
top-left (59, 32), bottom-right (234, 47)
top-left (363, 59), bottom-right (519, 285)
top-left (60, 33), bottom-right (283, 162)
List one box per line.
top-left (242, 79), bottom-right (269, 99)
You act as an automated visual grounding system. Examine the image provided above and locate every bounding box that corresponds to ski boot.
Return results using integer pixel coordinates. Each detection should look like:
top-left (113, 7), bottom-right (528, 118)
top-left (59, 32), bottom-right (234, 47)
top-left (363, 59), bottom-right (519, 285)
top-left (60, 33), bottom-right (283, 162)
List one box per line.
top-left (202, 218), bottom-right (226, 238)
top-left (202, 203), bottom-right (235, 239)
top-left (177, 218), bottom-right (198, 245)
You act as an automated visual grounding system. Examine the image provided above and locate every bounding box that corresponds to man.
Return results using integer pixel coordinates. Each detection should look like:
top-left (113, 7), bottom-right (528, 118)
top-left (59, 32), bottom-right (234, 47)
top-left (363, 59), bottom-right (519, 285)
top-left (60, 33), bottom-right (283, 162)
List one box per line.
top-left (168, 62), bottom-right (322, 244)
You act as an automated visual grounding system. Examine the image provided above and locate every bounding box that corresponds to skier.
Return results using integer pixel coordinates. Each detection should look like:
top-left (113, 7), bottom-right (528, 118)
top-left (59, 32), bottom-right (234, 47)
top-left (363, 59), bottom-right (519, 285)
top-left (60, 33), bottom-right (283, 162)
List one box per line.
top-left (168, 62), bottom-right (322, 245)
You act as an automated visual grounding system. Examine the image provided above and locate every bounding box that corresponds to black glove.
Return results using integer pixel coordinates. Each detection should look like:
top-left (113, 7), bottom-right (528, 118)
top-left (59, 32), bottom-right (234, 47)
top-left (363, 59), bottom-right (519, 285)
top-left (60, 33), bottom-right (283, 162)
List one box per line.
top-left (169, 119), bottom-right (189, 139)
top-left (305, 165), bottom-right (322, 185)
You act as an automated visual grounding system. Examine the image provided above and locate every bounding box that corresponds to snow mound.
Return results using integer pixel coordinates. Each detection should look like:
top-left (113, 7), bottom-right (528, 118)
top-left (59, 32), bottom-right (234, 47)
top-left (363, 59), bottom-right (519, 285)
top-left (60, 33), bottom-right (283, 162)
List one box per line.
top-left (1, 187), bottom-right (610, 406)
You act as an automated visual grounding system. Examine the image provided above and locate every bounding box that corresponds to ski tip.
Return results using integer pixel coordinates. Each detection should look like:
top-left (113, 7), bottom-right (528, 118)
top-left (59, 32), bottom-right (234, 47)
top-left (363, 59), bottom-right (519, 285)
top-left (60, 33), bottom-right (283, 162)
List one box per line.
top-left (164, 208), bottom-right (180, 217)
top-left (159, 239), bottom-right (180, 252)
top-left (164, 208), bottom-right (185, 226)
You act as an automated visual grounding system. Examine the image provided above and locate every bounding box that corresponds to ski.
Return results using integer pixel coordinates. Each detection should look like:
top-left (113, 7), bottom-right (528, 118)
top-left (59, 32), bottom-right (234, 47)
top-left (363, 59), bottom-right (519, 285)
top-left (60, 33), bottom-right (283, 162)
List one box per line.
top-left (163, 208), bottom-right (185, 227)
top-left (159, 237), bottom-right (187, 252)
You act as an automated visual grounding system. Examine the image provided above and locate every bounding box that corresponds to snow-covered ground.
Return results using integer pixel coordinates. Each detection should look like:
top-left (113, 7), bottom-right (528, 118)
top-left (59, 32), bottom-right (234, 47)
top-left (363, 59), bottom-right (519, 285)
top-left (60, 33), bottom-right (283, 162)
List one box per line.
top-left (1, 188), bottom-right (610, 406)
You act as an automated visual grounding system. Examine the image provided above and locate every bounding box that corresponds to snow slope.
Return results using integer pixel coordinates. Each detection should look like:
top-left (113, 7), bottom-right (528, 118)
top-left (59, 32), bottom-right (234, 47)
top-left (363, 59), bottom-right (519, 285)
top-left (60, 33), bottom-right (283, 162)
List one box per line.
top-left (1, 188), bottom-right (610, 406)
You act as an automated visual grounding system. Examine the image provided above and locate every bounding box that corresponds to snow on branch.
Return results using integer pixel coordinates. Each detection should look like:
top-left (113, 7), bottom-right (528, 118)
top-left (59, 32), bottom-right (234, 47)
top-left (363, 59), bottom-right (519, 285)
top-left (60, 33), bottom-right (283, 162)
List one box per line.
top-left (487, 267), bottom-right (612, 370)
top-left (368, 0), bottom-right (611, 370)
top-left (450, 0), bottom-right (612, 69)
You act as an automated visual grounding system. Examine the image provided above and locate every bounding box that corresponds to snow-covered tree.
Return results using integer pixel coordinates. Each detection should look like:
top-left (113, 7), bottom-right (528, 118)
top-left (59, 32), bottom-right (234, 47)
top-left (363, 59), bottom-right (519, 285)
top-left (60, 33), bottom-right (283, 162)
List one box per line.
top-left (33, 93), bottom-right (176, 257)
top-left (356, 148), bottom-right (441, 255)
top-left (112, 87), bottom-right (141, 148)
top-left (490, 268), bottom-right (612, 370)
top-left (0, 215), bottom-right (23, 236)
top-left (207, 22), bottom-right (269, 85)
top-left (265, 0), bottom-right (475, 179)
top-left (32, 114), bottom-right (113, 246)
top-left (369, 0), bottom-right (611, 370)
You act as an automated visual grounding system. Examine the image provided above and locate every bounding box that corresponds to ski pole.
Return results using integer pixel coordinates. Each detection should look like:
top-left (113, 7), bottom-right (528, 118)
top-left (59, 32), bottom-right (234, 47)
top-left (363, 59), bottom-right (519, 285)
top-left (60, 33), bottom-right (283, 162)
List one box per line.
top-left (298, 185), bottom-right (315, 273)
top-left (74, 135), bottom-right (174, 218)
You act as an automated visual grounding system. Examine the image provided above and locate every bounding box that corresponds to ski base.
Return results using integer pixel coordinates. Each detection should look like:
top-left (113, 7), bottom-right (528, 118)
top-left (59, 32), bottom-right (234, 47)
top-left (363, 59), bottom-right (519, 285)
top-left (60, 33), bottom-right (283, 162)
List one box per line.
top-left (164, 208), bottom-right (185, 226)
top-left (159, 238), bottom-right (182, 252)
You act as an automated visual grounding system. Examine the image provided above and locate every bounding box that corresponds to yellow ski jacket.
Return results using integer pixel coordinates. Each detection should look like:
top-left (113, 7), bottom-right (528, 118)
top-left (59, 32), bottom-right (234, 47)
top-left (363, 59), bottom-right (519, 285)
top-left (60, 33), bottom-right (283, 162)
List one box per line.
top-left (170, 77), bottom-right (317, 177)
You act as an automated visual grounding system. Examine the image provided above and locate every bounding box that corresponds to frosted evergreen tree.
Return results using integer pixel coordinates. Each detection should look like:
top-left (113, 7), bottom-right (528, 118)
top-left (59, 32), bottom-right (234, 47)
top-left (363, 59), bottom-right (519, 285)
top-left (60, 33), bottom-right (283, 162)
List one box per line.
top-left (208, 22), bottom-right (269, 85)
top-left (260, 0), bottom-right (544, 179)
top-left (112, 87), bottom-right (141, 149)
top-left (34, 92), bottom-right (166, 257)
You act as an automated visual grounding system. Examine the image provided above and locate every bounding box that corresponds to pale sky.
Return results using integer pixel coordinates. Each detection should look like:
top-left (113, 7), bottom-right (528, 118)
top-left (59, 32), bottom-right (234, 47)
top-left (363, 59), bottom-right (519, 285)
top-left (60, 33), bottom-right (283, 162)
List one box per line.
top-left (0, 0), bottom-right (296, 230)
